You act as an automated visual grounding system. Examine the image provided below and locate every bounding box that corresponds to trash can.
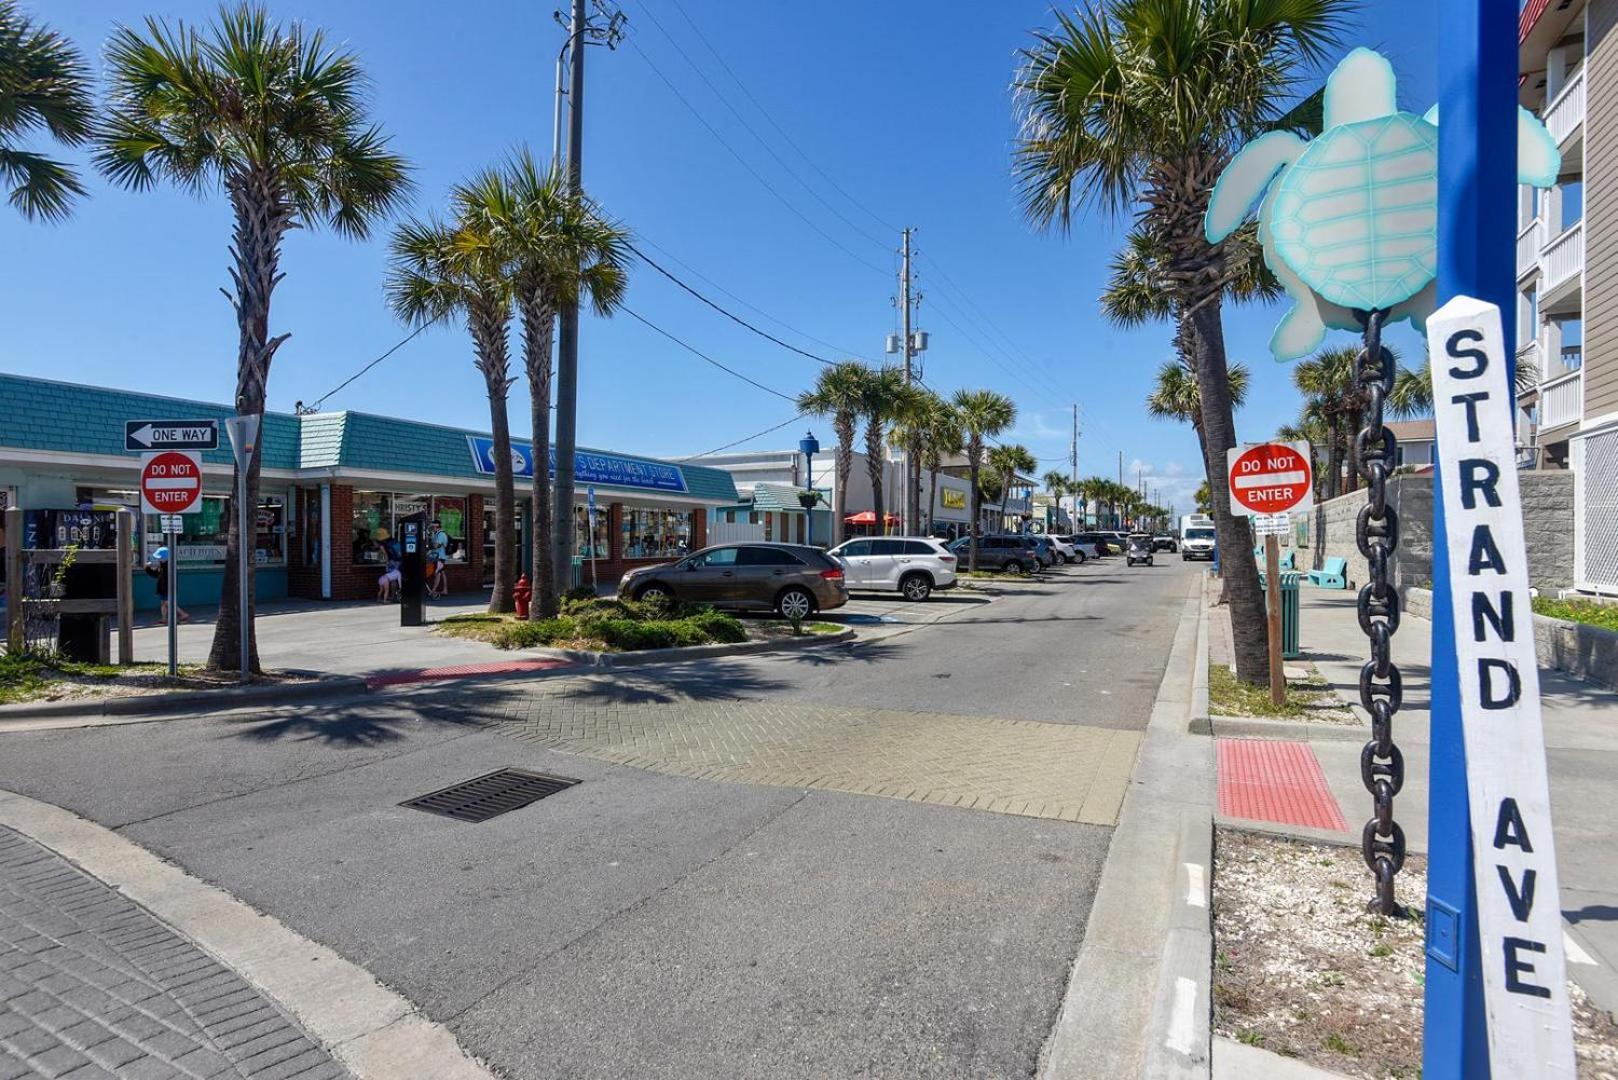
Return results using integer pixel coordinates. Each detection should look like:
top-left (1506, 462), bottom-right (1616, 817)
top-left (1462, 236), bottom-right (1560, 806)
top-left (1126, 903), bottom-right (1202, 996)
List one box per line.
top-left (1260, 571), bottom-right (1302, 660)
top-left (570, 555), bottom-right (583, 591)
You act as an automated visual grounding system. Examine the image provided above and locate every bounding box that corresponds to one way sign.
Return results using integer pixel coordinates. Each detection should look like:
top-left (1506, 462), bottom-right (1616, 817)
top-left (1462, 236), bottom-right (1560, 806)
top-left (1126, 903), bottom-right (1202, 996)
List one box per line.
top-left (125, 419), bottom-right (219, 452)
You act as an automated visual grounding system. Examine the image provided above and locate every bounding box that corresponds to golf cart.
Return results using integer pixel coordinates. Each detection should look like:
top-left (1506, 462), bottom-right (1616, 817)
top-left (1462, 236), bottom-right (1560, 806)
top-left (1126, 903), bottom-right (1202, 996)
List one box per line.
top-left (1125, 533), bottom-right (1154, 567)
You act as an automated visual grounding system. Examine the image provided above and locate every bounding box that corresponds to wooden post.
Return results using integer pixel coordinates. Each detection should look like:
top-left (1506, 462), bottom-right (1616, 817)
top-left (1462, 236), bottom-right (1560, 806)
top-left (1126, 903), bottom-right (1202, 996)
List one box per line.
top-left (5, 508), bottom-right (22, 654)
top-left (1265, 532), bottom-right (1284, 706)
top-left (116, 509), bottom-right (134, 665)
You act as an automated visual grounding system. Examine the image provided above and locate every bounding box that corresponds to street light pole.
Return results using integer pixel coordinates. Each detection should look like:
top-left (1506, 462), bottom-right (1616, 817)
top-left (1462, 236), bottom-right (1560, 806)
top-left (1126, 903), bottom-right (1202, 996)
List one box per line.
top-left (799, 430), bottom-right (820, 546)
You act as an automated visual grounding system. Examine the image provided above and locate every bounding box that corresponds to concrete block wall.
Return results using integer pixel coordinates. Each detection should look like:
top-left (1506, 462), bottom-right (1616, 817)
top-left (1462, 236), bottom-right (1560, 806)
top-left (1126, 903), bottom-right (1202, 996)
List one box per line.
top-left (1310, 472), bottom-right (1571, 592)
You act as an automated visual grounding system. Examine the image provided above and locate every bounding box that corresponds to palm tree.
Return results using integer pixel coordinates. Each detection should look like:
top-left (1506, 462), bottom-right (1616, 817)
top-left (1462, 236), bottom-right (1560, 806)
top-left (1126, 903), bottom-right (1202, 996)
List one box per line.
top-left (460, 151), bottom-right (630, 618)
top-left (952, 389), bottom-right (1016, 571)
top-left (919, 395), bottom-right (963, 534)
top-left (990, 444), bottom-right (1038, 529)
top-left (96, 5), bottom-right (409, 672)
top-left (1077, 476), bottom-right (1109, 529)
top-left (859, 365), bottom-right (906, 534)
top-left (797, 362), bottom-right (868, 545)
top-left (1015, 0), bottom-right (1350, 684)
top-left (0, 1), bottom-right (91, 221)
top-left (385, 211), bottom-right (517, 612)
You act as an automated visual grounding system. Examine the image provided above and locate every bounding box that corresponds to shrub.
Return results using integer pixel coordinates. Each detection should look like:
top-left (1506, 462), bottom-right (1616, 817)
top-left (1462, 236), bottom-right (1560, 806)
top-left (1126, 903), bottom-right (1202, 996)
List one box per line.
top-left (687, 609), bottom-right (746, 643)
top-left (563, 586), bottom-right (598, 603)
top-left (490, 617), bottom-right (575, 650)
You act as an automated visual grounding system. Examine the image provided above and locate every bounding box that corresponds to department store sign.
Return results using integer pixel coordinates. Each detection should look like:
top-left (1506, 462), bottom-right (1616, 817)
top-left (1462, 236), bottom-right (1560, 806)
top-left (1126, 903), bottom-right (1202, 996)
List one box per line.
top-left (467, 437), bottom-right (688, 494)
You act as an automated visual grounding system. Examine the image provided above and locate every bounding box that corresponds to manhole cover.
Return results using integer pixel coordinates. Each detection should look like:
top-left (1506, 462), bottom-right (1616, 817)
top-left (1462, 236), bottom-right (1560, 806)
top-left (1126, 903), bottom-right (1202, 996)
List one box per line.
top-left (402, 768), bottom-right (580, 823)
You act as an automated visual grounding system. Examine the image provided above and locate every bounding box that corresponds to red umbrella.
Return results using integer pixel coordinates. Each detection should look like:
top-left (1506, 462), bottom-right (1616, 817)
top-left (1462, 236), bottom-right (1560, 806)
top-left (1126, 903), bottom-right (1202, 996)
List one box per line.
top-left (843, 510), bottom-right (900, 525)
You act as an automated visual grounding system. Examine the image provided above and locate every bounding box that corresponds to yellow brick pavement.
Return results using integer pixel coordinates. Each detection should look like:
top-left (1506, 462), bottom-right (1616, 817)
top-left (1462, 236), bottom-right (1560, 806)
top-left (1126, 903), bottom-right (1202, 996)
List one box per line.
top-left (492, 682), bottom-right (1142, 825)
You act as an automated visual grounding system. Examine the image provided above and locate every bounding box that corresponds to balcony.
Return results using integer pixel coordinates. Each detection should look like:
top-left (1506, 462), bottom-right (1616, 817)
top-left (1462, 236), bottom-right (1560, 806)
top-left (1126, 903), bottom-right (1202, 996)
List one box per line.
top-left (1541, 219), bottom-right (1584, 310)
top-left (1539, 369), bottom-right (1584, 432)
top-left (1545, 67), bottom-right (1586, 153)
top-left (1517, 220), bottom-right (1543, 281)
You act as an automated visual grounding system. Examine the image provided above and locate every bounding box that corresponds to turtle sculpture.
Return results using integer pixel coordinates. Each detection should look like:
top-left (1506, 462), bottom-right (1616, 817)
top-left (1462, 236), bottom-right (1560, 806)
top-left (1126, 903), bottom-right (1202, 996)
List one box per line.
top-left (1206, 47), bottom-right (1563, 362)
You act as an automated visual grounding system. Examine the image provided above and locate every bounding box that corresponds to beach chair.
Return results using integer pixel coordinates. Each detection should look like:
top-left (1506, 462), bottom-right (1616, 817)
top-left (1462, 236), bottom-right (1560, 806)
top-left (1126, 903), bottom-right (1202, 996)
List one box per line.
top-left (1307, 556), bottom-right (1348, 589)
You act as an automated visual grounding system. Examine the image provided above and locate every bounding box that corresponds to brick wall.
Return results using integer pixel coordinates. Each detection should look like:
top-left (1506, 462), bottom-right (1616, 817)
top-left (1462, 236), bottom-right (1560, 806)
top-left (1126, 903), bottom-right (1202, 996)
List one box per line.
top-left (1310, 472), bottom-right (1573, 591)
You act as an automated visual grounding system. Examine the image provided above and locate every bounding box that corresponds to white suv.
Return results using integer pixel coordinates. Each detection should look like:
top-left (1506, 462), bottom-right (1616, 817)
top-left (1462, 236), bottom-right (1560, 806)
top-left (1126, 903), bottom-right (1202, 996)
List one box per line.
top-left (828, 536), bottom-right (958, 600)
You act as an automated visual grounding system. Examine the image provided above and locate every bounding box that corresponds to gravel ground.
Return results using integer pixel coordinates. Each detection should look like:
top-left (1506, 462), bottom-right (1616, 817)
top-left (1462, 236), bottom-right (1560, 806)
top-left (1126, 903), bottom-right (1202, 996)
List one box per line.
top-left (1213, 828), bottom-right (1618, 1079)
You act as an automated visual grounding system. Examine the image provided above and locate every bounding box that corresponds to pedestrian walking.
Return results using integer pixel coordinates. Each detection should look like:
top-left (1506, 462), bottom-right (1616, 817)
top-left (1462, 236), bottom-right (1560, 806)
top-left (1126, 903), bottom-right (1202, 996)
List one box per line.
top-left (145, 546), bottom-right (189, 624)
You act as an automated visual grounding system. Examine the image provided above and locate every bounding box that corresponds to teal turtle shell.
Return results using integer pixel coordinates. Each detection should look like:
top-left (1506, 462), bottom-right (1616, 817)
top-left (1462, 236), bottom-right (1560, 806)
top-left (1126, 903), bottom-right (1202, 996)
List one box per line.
top-left (1268, 112), bottom-right (1439, 313)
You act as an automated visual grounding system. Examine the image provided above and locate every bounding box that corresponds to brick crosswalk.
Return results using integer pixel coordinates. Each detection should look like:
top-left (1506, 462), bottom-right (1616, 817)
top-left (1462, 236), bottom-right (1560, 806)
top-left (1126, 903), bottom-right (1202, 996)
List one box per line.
top-left (492, 681), bottom-right (1142, 825)
top-left (0, 827), bottom-right (345, 1080)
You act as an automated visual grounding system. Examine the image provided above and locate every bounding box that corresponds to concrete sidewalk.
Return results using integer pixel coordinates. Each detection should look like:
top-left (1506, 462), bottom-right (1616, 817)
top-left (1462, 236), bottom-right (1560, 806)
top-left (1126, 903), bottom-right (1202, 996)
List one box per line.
top-left (1210, 584), bottom-right (1618, 1015)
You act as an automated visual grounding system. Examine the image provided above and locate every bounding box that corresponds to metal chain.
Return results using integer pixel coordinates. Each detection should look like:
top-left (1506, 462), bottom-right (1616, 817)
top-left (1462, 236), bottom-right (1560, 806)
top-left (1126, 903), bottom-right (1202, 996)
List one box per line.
top-left (1355, 309), bottom-right (1408, 917)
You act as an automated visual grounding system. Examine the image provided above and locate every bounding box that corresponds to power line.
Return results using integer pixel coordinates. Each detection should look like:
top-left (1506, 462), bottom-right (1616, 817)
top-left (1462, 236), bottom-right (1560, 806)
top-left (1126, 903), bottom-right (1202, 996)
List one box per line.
top-left (306, 323), bottom-right (431, 410)
top-left (918, 250), bottom-right (1076, 399)
top-left (680, 413), bottom-right (806, 459)
top-left (919, 271), bottom-right (1070, 401)
top-left (624, 35), bottom-right (890, 277)
top-left (635, 234), bottom-right (880, 362)
top-left (628, 0), bottom-right (891, 251)
top-left (621, 306), bottom-right (798, 401)
top-left (629, 242), bottom-right (836, 367)
top-left (661, 0), bottom-right (900, 238)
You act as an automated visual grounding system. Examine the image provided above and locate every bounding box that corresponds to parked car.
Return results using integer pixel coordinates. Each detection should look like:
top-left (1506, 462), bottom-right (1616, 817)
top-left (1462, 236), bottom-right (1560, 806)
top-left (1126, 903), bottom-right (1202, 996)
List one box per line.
top-left (1027, 535), bottom-right (1059, 567)
top-left (1181, 525), bottom-right (1217, 561)
top-left (1072, 530), bottom-right (1117, 556)
top-left (1053, 535), bottom-right (1095, 563)
top-left (947, 534), bottom-right (1043, 574)
top-left (828, 536), bottom-right (958, 601)
top-left (617, 542), bottom-right (847, 618)
top-left (1125, 534), bottom-right (1155, 567)
top-left (1151, 533), bottom-right (1178, 552)
top-left (1042, 535), bottom-right (1079, 564)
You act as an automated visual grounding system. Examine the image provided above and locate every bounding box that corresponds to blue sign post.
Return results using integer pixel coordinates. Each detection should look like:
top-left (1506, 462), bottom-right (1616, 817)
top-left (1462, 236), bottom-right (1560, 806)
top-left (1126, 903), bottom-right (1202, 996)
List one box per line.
top-left (1427, 1), bottom-right (1518, 1074)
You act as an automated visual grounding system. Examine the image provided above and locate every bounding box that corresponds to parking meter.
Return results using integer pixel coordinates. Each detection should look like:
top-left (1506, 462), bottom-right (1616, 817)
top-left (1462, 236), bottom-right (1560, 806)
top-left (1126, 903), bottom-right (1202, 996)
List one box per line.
top-left (399, 512), bottom-right (426, 626)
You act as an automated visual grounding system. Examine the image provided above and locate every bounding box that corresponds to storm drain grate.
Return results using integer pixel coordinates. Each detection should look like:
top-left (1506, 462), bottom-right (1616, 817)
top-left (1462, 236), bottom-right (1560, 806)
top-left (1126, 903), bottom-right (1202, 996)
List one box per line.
top-left (402, 768), bottom-right (580, 823)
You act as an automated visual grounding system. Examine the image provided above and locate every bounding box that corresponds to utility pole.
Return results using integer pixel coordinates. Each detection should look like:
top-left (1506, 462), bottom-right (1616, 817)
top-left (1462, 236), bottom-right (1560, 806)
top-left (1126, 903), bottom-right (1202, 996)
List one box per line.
top-left (900, 228), bottom-right (913, 535)
top-left (551, 0), bottom-right (624, 592)
top-left (1070, 404), bottom-right (1079, 530)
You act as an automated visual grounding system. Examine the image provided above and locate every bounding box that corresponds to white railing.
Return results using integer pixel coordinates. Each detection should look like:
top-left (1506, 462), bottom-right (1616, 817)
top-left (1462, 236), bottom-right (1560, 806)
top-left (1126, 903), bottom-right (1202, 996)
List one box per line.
top-left (1539, 369), bottom-right (1584, 430)
top-left (1518, 221), bottom-right (1543, 279)
top-left (1543, 219), bottom-right (1584, 293)
top-left (1546, 67), bottom-right (1586, 146)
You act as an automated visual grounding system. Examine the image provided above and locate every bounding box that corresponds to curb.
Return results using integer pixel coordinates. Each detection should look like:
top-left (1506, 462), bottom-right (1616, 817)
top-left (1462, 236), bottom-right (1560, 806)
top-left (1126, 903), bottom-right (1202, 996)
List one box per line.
top-left (0, 673), bottom-right (368, 726)
top-left (531, 627), bottom-right (856, 667)
top-left (1040, 570), bottom-right (1214, 1079)
top-left (0, 788), bottom-right (495, 1080)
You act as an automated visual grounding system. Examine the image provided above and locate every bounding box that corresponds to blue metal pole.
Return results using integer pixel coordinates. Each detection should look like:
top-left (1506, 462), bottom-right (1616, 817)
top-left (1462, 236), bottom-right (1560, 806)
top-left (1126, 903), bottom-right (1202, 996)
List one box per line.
top-left (1428, 1), bottom-right (1517, 1074)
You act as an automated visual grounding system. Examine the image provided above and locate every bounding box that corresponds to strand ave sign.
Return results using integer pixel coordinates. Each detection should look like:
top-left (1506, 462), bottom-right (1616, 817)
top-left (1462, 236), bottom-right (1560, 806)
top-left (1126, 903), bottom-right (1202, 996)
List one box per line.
top-left (140, 451), bottom-right (203, 516)
top-left (1226, 441), bottom-right (1314, 518)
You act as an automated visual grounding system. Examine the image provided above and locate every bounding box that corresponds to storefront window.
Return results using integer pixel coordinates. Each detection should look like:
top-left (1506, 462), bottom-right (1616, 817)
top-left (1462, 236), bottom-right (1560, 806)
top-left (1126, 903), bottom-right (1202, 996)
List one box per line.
top-left (145, 495), bottom-right (285, 567)
top-left (574, 505), bottom-right (607, 561)
top-left (353, 491), bottom-right (468, 564)
top-left (620, 508), bottom-right (692, 560)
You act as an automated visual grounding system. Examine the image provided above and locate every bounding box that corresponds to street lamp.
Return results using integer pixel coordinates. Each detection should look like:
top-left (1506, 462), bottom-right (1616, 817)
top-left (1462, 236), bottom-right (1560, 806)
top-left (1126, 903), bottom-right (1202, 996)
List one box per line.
top-left (799, 430), bottom-right (820, 546)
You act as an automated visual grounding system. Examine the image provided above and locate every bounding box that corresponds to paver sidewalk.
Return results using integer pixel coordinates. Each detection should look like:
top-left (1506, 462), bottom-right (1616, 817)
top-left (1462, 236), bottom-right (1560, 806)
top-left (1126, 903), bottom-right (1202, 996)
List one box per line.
top-left (0, 826), bottom-right (345, 1080)
top-left (1208, 580), bottom-right (1618, 1014)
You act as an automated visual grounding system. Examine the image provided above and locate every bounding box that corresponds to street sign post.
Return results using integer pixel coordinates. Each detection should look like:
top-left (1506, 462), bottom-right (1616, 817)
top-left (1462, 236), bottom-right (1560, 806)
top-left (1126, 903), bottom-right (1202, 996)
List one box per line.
top-left (224, 416), bottom-right (260, 684)
top-left (137, 452), bottom-right (201, 678)
top-left (1227, 441), bottom-right (1314, 705)
top-left (125, 419), bottom-right (218, 452)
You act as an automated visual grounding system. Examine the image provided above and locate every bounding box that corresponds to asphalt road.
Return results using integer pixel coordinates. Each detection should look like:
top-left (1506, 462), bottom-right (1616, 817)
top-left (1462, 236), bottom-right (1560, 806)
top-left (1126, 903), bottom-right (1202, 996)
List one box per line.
top-left (0, 557), bottom-right (1198, 1079)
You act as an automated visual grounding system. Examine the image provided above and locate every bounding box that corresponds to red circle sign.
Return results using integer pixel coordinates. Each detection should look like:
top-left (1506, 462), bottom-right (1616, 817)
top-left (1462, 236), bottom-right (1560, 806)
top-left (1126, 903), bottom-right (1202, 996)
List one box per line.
top-left (1228, 442), bottom-right (1313, 516)
top-left (141, 451), bottom-right (203, 514)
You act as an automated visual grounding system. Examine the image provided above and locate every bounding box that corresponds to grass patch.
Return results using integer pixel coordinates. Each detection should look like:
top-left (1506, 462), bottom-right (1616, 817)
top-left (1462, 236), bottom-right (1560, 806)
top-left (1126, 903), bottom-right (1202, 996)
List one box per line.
top-left (1533, 595), bottom-right (1618, 633)
top-left (1208, 664), bottom-right (1350, 721)
top-left (439, 599), bottom-right (747, 653)
top-left (0, 651), bottom-right (204, 705)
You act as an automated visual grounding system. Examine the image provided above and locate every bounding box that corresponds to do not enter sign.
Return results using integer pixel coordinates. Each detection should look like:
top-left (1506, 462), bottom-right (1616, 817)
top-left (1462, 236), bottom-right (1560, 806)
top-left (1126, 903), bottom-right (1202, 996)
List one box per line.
top-left (140, 451), bottom-right (204, 515)
top-left (1226, 441), bottom-right (1313, 518)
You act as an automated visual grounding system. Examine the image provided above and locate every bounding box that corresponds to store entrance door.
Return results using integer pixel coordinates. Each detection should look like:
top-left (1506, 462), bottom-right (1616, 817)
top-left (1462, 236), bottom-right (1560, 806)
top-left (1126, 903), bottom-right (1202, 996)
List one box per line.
top-left (483, 502), bottom-right (525, 586)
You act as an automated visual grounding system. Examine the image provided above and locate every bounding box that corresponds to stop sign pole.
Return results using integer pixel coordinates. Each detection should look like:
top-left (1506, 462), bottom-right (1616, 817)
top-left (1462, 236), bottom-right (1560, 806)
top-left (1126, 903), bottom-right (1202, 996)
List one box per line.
top-left (1226, 441), bottom-right (1314, 705)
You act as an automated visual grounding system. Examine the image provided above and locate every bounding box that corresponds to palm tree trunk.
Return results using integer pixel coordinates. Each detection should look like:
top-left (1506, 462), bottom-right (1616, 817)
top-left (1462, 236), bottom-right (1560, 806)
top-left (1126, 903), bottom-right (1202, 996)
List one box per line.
top-left (521, 298), bottom-right (556, 617)
top-left (864, 417), bottom-right (885, 534)
top-left (926, 460), bottom-right (939, 535)
top-left (967, 444), bottom-right (982, 572)
top-left (473, 314), bottom-right (516, 614)
top-left (1343, 408), bottom-right (1362, 494)
top-left (1187, 298), bottom-right (1269, 685)
top-left (208, 178), bottom-right (291, 674)
top-left (1000, 471), bottom-right (1011, 528)
top-left (833, 415), bottom-right (855, 546)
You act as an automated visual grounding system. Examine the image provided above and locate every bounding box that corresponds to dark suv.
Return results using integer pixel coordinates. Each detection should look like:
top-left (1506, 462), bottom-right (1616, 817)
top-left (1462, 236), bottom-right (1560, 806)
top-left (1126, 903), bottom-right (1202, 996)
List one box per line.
top-left (947, 534), bottom-right (1043, 574)
top-left (617, 543), bottom-right (848, 618)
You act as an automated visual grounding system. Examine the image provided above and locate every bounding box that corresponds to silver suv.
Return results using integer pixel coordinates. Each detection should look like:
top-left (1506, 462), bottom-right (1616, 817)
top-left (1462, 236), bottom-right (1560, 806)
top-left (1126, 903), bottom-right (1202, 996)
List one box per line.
top-left (829, 536), bottom-right (958, 600)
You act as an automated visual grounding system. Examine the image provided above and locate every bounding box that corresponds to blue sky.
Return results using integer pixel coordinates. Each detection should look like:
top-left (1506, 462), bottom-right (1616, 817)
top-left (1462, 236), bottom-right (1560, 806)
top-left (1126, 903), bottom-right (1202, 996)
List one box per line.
top-left (2, 1), bottom-right (1438, 515)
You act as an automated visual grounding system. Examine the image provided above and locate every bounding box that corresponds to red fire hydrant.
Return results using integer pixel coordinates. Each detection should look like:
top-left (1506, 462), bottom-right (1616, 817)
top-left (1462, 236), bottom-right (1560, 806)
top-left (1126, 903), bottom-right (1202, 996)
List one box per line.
top-left (513, 574), bottom-right (532, 619)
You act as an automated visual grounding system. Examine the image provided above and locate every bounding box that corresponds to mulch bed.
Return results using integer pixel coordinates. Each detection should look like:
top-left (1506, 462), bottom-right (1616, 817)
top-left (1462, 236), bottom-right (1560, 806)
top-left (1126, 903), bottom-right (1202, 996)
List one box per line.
top-left (1213, 828), bottom-right (1618, 1079)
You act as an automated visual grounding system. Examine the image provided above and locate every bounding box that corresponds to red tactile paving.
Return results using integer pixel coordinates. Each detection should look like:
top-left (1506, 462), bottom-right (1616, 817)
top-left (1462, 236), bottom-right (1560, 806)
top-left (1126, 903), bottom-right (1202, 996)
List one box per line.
top-left (1216, 738), bottom-right (1349, 832)
top-left (365, 657), bottom-right (573, 689)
